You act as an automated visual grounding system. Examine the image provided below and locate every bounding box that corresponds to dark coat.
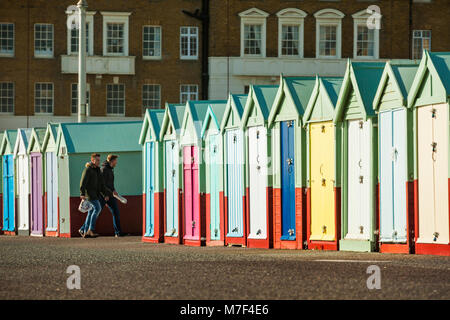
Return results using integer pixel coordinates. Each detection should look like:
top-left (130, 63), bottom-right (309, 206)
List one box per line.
top-left (101, 160), bottom-right (115, 193)
top-left (80, 162), bottom-right (111, 201)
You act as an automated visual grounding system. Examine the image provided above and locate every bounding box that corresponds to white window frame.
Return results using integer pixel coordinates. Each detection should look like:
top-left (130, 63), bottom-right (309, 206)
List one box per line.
top-left (180, 84), bottom-right (198, 104)
top-left (277, 8), bottom-right (307, 58)
top-left (34, 82), bottom-right (54, 114)
top-left (412, 30), bottom-right (432, 60)
top-left (314, 9), bottom-right (344, 59)
top-left (71, 83), bottom-right (91, 115)
top-left (66, 11), bottom-right (95, 56)
top-left (239, 8), bottom-right (269, 58)
top-left (142, 84), bottom-right (161, 110)
top-left (143, 25), bottom-right (162, 60)
top-left (180, 26), bottom-right (198, 60)
top-left (101, 12), bottom-right (131, 56)
top-left (352, 9), bottom-right (380, 59)
top-left (34, 23), bottom-right (54, 58)
top-left (106, 83), bottom-right (125, 116)
top-left (0, 23), bottom-right (14, 57)
top-left (0, 82), bottom-right (14, 114)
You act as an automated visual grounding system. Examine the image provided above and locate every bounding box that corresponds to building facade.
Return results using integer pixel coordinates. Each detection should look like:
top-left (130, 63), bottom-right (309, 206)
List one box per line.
top-left (208, 0), bottom-right (450, 99)
top-left (0, 0), bottom-right (204, 129)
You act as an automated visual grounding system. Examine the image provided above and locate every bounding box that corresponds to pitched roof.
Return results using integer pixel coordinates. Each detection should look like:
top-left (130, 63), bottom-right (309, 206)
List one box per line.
top-left (14, 128), bottom-right (32, 156)
top-left (201, 102), bottom-right (228, 138)
top-left (284, 76), bottom-right (317, 114)
top-left (59, 121), bottom-right (142, 154)
top-left (219, 94), bottom-right (248, 133)
top-left (27, 127), bottom-right (47, 153)
top-left (139, 109), bottom-right (165, 144)
top-left (183, 100), bottom-right (227, 140)
top-left (159, 103), bottom-right (185, 140)
top-left (0, 129), bottom-right (18, 155)
top-left (429, 51), bottom-right (450, 94)
top-left (251, 85), bottom-right (279, 119)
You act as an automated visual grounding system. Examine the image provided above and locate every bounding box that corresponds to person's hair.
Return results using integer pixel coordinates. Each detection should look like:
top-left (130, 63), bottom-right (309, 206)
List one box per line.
top-left (107, 154), bottom-right (118, 162)
top-left (91, 153), bottom-right (100, 160)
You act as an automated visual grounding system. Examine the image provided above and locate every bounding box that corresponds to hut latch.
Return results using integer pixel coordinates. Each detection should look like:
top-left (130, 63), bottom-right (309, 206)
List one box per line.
top-left (322, 178), bottom-right (326, 186)
top-left (321, 125), bottom-right (326, 133)
top-left (391, 147), bottom-right (398, 161)
top-left (172, 169), bottom-right (176, 177)
top-left (359, 121), bottom-right (364, 129)
top-left (171, 228), bottom-right (176, 236)
top-left (288, 229), bottom-right (295, 236)
top-left (171, 142), bottom-right (175, 149)
top-left (256, 229), bottom-right (262, 235)
top-left (392, 230), bottom-right (398, 238)
top-left (192, 221), bottom-right (196, 228)
top-left (359, 226), bottom-right (364, 234)
top-left (286, 158), bottom-right (293, 165)
top-left (233, 135), bottom-right (237, 143)
top-left (256, 130), bottom-right (260, 139)
top-left (431, 142), bottom-right (437, 153)
top-left (431, 108), bottom-right (436, 118)
top-left (256, 165), bottom-right (261, 170)
top-left (359, 175), bottom-right (364, 184)
top-left (287, 120), bottom-right (293, 127)
top-left (232, 227), bottom-right (238, 233)
top-left (433, 232), bottom-right (439, 241)
top-left (322, 225), bottom-right (327, 234)
top-left (213, 145), bottom-right (217, 153)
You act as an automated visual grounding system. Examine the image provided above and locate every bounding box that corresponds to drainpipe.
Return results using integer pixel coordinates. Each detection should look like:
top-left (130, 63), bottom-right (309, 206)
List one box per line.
top-left (26, 0), bottom-right (30, 128)
top-left (182, 0), bottom-right (209, 100)
top-left (77, 0), bottom-right (88, 123)
top-left (409, 0), bottom-right (413, 59)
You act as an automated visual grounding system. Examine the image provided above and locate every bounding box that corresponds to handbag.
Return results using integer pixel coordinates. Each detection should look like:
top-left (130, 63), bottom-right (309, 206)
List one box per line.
top-left (78, 199), bottom-right (94, 213)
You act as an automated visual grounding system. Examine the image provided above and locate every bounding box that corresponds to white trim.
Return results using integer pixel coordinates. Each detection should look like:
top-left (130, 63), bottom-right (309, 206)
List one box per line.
top-left (314, 9), bottom-right (344, 59)
top-left (277, 9), bottom-right (307, 58)
top-left (101, 12), bottom-right (130, 56)
top-left (239, 8), bottom-right (269, 58)
top-left (142, 25), bottom-right (162, 60)
top-left (66, 11), bottom-right (95, 56)
top-left (179, 26), bottom-right (198, 60)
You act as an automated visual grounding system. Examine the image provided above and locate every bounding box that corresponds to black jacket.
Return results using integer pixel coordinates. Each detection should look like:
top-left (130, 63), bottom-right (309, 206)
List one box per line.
top-left (101, 160), bottom-right (115, 193)
top-left (80, 162), bottom-right (111, 201)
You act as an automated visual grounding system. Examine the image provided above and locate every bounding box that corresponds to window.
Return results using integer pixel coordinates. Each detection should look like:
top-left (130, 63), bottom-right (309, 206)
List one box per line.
top-left (34, 24), bottom-right (54, 57)
top-left (0, 23), bottom-right (14, 56)
top-left (0, 82), bottom-right (14, 113)
top-left (101, 12), bottom-right (131, 56)
top-left (180, 27), bottom-right (198, 59)
top-left (239, 8), bottom-right (269, 57)
top-left (66, 11), bottom-right (94, 55)
top-left (71, 83), bottom-right (90, 114)
top-left (413, 30), bottom-right (431, 60)
top-left (352, 9), bottom-right (380, 59)
top-left (143, 26), bottom-right (161, 59)
top-left (35, 83), bottom-right (53, 114)
top-left (180, 85), bottom-right (198, 104)
top-left (277, 8), bottom-right (307, 58)
top-left (107, 84), bottom-right (125, 115)
top-left (314, 9), bottom-right (344, 59)
top-left (143, 84), bottom-right (161, 110)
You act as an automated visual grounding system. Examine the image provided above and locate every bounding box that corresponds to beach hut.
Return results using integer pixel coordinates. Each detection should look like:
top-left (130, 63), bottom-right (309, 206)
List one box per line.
top-left (1, 130), bottom-right (17, 235)
top-left (268, 76), bottom-right (316, 249)
top-left (241, 85), bottom-right (278, 248)
top-left (159, 103), bottom-right (185, 244)
top-left (303, 76), bottom-right (343, 250)
top-left (0, 132), bottom-right (3, 233)
top-left (334, 61), bottom-right (384, 252)
top-left (201, 102), bottom-right (227, 246)
top-left (27, 127), bottom-right (46, 236)
top-left (408, 51), bottom-right (450, 256)
top-left (179, 100), bottom-right (227, 246)
top-left (56, 121), bottom-right (143, 237)
top-left (13, 128), bottom-right (32, 236)
top-left (139, 109), bottom-right (165, 243)
top-left (220, 94), bottom-right (248, 246)
top-left (41, 123), bottom-right (60, 237)
top-left (373, 62), bottom-right (419, 253)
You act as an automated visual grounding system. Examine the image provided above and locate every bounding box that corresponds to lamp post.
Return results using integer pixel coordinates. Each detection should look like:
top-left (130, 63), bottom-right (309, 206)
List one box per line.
top-left (77, 0), bottom-right (87, 123)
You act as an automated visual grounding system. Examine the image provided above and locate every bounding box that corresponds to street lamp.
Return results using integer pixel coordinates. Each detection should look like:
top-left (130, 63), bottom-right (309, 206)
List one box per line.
top-left (77, 0), bottom-right (88, 123)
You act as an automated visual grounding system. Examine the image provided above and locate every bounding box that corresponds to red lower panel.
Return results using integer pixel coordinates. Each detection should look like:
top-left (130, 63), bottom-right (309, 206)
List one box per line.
top-left (224, 195), bottom-right (247, 246)
top-left (66, 195), bottom-right (143, 237)
top-left (142, 192), bottom-right (164, 243)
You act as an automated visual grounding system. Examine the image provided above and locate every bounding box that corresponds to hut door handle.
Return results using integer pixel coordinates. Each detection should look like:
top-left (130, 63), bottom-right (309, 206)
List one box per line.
top-left (391, 147), bottom-right (398, 161)
top-left (287, 120), bottom-right (293, 127)
top-left (359, 175), bottom-right (364, 184)
top-left (286, 158), bottom-right (293, 165)
top-left (431, 142), bottom-right (437, 153)
top-left (192, 221), bottom-right (195, 228)
top-left (431, 108), bottom-right (436, 118)
top-left (288, 229), bottom-right (294, 236)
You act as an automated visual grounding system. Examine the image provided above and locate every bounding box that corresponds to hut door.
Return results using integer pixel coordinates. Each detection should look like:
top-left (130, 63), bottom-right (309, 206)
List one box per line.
top-left (248, 126), bottom-right (267, 239)
top-left (165, 140), bottom-right (179, 236)
top-left (58, 155), bottom-right (70, 235)
top-left (2, 155), bottom-right (14, 231)
top-left (17, 155), bottom-right (29, 232)
top-left (30, 153), bottom-right (43, 235)
top-left (209, 134), bottom-right (220, 240)
top-left (46, 152), bottom-right (58, 232)
top-left (145, 142), bottom-right (155, 237)
top-left (380, 110), bottom-right (407, 242)
top-left (417, 104), bottom-right (449, 244)
top-left (183, 146), bottom-right (199, 239)
top-left (346, 119), bottom-right (371, 240)
top-left (226, 129), bottom-right (244, 237)
top-left (310, 122), bottom-right (335, 241)
top-left (281, 121), bottom-right (296, 239)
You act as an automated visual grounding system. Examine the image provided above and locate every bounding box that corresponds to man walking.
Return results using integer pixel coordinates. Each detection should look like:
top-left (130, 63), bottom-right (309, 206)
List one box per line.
top-left (100, 154), bottom-right (124, 237)
top-left (79, 153), bottom-right (111, 238)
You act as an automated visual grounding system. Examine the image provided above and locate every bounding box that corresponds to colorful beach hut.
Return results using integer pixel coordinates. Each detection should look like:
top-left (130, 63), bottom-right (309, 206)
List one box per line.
top-left (408, 51), bottom-right (450, 256)
top-left (1, 130), bottom-right (17, 235)
top-left (268, 76), bottom-right (316, 249)
top-left (179, 100), bottom-right (226, 246)
top-left (201, 102), bottom-right (227, 246)
top-left (241, 84), bottom-right (278, 248)
top-left (159, 103), bottom-right (185, 244)
top-left (220, 94), bottom-right (248, 246)
top-left (13, 128), bottom-right (32, 236)
top-left (373, 62), bottom-right (418, 253)
top-left (303, 76), bottom-right (343, 250)
top-left (27, 127), bottom-right (46, 236)
top-left (139, 109), bottom-right (165, 243)
top-left (334, 61), bottom-right (384, 252)
top-left (56, 121), bottom-right (143, 237)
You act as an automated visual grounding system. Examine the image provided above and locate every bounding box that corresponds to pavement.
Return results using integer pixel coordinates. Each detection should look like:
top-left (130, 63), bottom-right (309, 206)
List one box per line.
top-left (0, 235), bottom-right (449, 300)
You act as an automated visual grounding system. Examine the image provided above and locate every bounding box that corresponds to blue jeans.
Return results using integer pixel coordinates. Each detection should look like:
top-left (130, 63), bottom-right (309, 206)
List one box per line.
top-left (80, 199), bottom-right (102, 232)
top-left (99, 197), bottom-right (122, 235)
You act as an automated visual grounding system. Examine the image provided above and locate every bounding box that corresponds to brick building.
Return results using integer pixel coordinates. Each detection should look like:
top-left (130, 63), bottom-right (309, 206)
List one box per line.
top-left (0, 0), bottom-right (204, 129)
top-left (208, 0), bottom-right (450, 99)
